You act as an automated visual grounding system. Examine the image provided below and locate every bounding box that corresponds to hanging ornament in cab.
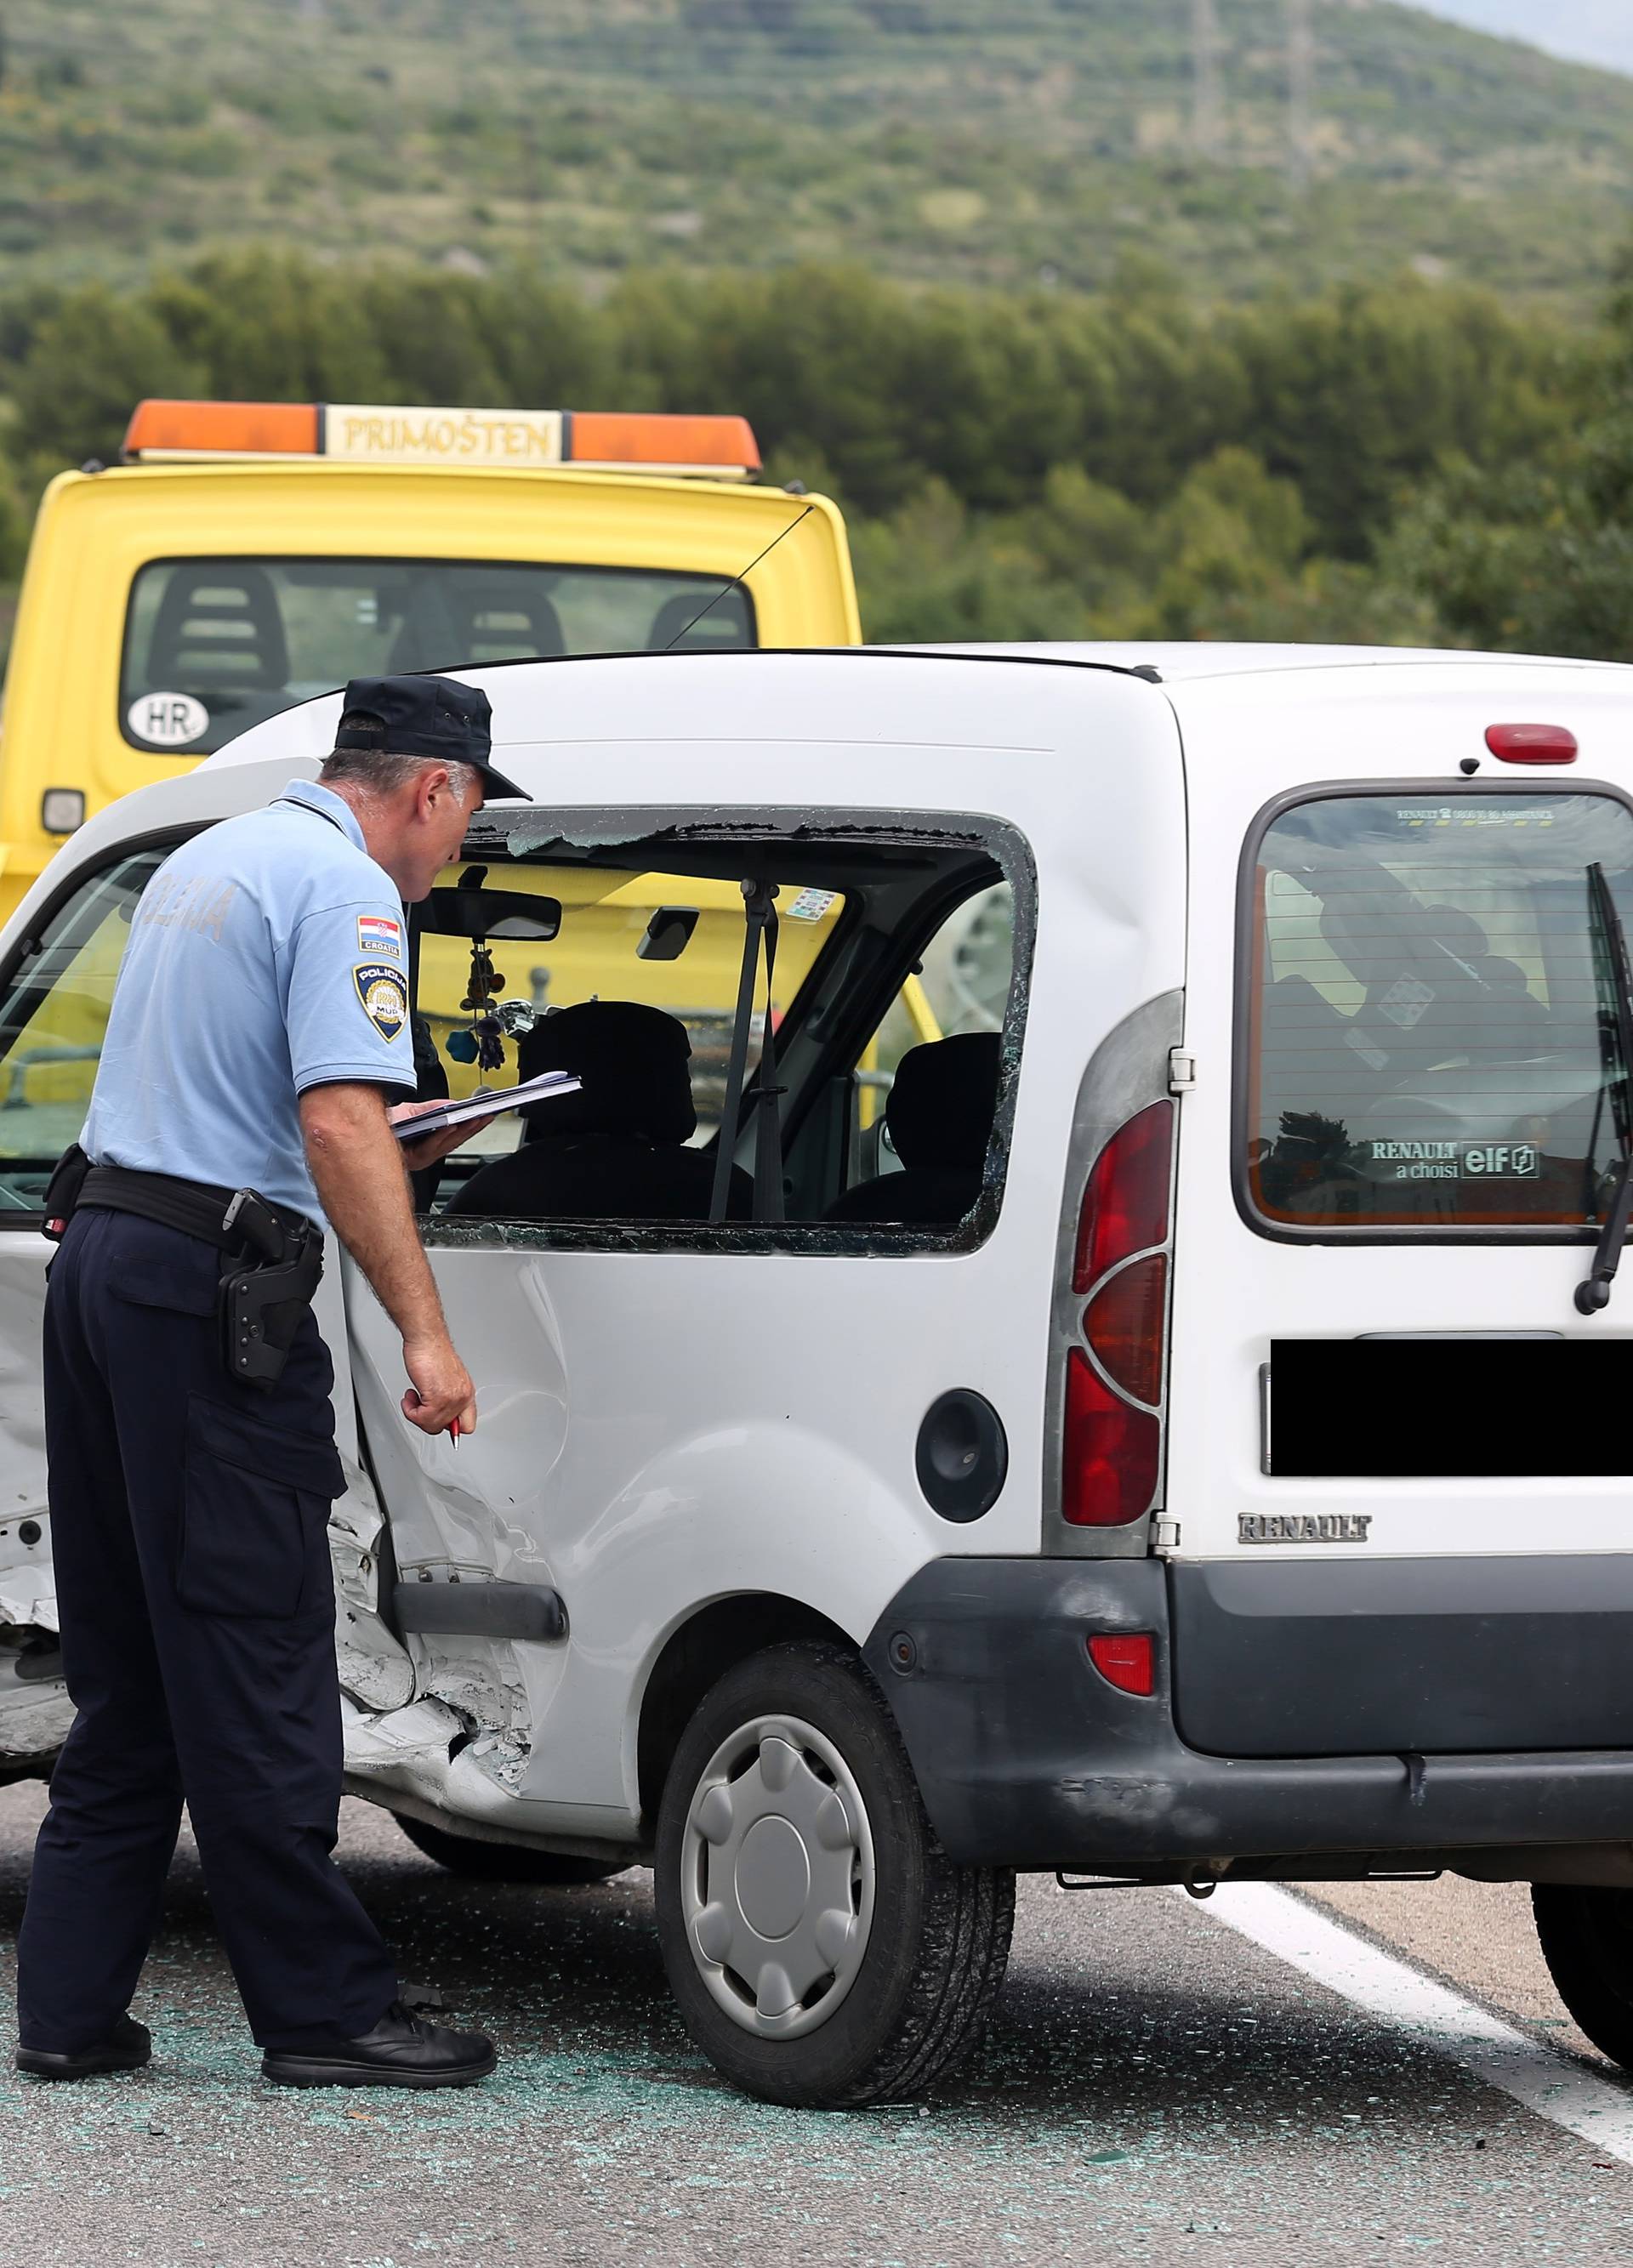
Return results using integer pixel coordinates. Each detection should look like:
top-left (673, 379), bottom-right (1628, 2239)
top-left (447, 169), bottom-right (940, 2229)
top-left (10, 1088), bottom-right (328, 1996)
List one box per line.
top-left (430, 865), bottom-right (555, 1069)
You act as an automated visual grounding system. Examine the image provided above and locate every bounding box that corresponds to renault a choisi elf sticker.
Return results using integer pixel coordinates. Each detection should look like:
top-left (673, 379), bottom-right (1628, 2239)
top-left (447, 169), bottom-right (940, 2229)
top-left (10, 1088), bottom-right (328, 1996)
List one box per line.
top-left (1366, 1139), bottom-right (1541, 1182)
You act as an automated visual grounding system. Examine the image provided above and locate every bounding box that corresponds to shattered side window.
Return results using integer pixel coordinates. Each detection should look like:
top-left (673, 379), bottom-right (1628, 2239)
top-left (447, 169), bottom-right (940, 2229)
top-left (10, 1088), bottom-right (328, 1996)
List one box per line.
top-left (0, 849), bottom-right (168, 1212)
top-left (415, 865), bottom-right (847, 1161)
top-left (411, 810), bottom-right (1033, 1245)
top-left (1242, 788), bottom-right (1633, 1234)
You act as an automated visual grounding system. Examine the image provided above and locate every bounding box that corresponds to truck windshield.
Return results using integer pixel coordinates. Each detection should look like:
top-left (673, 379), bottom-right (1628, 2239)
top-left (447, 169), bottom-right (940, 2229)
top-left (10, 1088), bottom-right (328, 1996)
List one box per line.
top-left (1243, 788), bottom-right (1633, 1233)
top-left (120, 557), bottom-right (755, 754)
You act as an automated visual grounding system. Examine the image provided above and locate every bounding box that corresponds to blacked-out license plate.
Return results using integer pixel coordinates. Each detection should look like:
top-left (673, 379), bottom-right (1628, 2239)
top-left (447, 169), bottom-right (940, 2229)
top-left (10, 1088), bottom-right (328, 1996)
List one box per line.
top-left (1266, 1338), bottom-right (1633, 1479)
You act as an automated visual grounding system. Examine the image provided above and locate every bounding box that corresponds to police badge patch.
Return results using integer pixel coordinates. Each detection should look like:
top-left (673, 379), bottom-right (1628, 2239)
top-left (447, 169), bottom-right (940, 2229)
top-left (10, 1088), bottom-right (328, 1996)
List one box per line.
top-left (352, 960), bottom-right (407, 1043)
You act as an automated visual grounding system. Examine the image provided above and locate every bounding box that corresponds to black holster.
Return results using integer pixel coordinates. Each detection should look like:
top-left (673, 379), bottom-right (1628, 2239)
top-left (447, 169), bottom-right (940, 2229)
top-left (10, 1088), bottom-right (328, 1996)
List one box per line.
top-left (42, 1145), bottom-right (92, 1243)
top-left (62, 1161), bottom-right (325, 1395)
top-left (217, 1190), bottom-right (325, 1394)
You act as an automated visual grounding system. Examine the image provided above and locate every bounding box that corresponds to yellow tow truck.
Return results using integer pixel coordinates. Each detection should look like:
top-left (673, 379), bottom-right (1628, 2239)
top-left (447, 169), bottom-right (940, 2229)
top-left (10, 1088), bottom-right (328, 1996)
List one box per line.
top-left (0, 398), bottom-right (936, 1128)
top-left (0, 396), bottom-right (860, 925)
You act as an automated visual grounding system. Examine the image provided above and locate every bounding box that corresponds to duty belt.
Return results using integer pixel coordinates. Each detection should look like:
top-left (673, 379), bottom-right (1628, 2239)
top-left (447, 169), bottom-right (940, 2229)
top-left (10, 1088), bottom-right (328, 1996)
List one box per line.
top-left (78, 1162), bottom-right (316, 1252)
top-left (47, 1151), bottom-right (325, 1393)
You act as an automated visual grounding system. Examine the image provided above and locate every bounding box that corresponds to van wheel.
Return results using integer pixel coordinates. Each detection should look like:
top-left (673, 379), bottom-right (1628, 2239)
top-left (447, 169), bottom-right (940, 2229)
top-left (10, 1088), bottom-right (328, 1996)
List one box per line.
top-left (1533, 1885), bottom-right (1633, 2065)
top-left (395, 1812), bottom-right (625, 1886)
top-left (654, 1642), bottom-right (1015, 2107)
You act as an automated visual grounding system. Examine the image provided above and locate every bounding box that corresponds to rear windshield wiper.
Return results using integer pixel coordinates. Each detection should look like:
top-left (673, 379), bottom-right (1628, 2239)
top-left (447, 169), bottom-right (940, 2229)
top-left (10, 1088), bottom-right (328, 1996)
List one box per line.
top-left (1577, 861), bottom-right (1633, 1313)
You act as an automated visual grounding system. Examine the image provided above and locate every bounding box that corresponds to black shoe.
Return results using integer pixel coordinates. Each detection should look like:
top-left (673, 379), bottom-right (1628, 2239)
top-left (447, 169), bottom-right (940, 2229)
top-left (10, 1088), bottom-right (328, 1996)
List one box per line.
top-left (16, 2014), bottom-right (151, 2082)
top-left (261, 2000), bottom-right (497, 2089)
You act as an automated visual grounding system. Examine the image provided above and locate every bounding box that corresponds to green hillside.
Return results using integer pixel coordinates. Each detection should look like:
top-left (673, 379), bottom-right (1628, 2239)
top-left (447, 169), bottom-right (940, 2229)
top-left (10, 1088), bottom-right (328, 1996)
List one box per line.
top-left (3, 0), bottom-right (1632, 307)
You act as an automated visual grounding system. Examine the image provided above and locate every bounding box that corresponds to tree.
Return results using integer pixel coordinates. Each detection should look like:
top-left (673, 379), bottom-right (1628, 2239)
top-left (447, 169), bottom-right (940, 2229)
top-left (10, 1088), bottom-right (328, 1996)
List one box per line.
top-left (1382, 253), bottom-right (1633, 657)
top-left (10, 290), bottom-right (200, 473)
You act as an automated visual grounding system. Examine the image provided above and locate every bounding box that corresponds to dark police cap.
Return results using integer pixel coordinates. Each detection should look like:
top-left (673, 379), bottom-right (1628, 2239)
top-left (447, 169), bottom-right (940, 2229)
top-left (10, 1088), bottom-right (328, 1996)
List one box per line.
top-left (333, 674), bottom-right (526, 799)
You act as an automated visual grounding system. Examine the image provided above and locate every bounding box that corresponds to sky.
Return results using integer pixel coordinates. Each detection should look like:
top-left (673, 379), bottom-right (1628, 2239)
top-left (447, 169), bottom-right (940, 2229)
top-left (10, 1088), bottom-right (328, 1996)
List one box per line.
top-left (1412, 1), bottom-right (1633, 74)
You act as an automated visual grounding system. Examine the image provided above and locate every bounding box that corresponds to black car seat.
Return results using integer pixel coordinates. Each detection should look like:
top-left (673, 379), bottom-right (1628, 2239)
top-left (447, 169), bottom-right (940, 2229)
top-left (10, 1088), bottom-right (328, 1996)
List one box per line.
top-left (1321, 893), bottom-right (1547, 1079)
top-left (388, 580), bottom-right (567, 673)
top-left (145, 563), bottom-right (290, 697)
top-left (1258, 973), bottom-right (1361, 1125)
top-left (825, 1032), bottom-right (1001, 1225)
top-left (646, 591), bottom-right (753, 652)
top-left (407, 1013), bottom-right (451, 1214)
top-left (450, 583), bottom-right (567, 664)
top-left (1417, 904), bottom-right (1548, 1060)
top-left (446, 999), bottom-right (754, 1221)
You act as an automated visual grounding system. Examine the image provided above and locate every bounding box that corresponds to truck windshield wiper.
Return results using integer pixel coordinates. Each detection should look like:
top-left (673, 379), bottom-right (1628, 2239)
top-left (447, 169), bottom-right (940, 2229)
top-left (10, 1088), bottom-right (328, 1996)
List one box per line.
top-left (1576, 861), bottom-right (1633, 1313)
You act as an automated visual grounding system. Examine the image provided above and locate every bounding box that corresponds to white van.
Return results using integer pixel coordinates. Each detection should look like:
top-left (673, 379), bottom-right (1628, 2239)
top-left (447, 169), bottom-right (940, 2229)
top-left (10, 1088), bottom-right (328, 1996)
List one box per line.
top-left (3, 643), bottom-right (1633, 2107)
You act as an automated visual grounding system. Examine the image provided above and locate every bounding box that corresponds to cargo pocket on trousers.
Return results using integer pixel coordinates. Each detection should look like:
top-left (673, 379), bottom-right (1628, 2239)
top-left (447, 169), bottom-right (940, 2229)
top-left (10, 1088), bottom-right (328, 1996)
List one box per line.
top-left (180, 1394), bottom-right (347, 1619)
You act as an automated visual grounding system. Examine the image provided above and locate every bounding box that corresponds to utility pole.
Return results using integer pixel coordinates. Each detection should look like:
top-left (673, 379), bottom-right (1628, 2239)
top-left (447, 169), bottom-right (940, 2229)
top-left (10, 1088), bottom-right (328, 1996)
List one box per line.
top-left (1288, 0), bottom-right (1316, 196)
top-left (1192, 0), bottom-right (1223, 162)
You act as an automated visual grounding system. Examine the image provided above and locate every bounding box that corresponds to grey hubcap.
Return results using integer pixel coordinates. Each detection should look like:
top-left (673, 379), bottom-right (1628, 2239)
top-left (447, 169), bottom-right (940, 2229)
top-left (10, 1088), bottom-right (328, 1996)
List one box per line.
top-left (680, 1712), bottom-right (875, 2038)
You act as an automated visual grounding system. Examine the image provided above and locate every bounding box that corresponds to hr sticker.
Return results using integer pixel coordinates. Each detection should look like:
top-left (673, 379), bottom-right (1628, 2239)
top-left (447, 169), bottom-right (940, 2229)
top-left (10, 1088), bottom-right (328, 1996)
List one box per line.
top-left (127, 691), bottom-right (209, 747)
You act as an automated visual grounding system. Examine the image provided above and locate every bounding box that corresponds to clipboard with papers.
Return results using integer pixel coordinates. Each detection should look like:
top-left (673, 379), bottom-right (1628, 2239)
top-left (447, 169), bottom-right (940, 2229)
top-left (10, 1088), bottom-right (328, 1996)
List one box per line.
top-left (390, 1069), bottom-right (583, 1144)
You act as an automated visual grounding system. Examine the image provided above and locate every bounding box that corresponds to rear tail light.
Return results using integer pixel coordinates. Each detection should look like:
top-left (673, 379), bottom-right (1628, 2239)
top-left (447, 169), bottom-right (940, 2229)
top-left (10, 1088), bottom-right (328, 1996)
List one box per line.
top-left (1064, 1351), bottom-right (1161, 1526)
top-left (1073, 1099), bottom-right (1172, 1293)
top-left (1062, 1100), bottom-right (1175, 1528)
top-left (1087, 1631), bottom-right (1156, 1697)
top-left (1084, 1252), bottom-right (1168, 1407)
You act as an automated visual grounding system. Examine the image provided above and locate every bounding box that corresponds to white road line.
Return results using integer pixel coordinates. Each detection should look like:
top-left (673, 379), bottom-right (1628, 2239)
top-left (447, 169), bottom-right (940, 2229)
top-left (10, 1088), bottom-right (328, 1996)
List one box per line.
top-left (1187, 1880), bottom-right (1633, 2165)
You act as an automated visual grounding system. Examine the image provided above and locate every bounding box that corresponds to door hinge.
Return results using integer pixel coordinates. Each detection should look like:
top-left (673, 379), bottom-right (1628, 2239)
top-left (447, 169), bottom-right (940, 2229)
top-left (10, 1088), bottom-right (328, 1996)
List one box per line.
top-left (1167, 1049), bottom-right (1196, 1094)
top-left (1152, 1515), bottom-right (1181, 1554)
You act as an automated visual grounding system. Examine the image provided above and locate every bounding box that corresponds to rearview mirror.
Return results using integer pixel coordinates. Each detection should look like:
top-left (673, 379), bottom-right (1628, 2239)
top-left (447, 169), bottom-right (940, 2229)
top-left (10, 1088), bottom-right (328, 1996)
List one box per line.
top-left (418, 889), bottom-right (562, 943)
top-left (637, 907), bottom-right (700, 963)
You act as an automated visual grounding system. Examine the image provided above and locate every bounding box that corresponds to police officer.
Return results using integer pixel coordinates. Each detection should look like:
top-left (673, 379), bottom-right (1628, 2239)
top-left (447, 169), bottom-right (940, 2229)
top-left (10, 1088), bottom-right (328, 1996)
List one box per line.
top-left (14, 675), bottom-right (522, 2089)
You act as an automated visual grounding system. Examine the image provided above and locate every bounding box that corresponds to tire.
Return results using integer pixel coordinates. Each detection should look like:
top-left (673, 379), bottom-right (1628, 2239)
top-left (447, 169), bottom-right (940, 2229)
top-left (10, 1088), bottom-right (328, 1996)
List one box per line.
top-left (654, 1640), bottom-right (1015, 2107)
top-left (395, 1811), bottom-right (625, 1886)
top-left (1533, 1884), bottom-right (1633, 2066)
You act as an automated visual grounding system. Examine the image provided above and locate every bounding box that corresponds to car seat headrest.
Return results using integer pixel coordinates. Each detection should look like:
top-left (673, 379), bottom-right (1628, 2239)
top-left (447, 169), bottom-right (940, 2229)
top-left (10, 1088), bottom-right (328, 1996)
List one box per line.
top-left (516, 1001), bottom-right (697, 1145)
top-left (885, 1032), bottom-right (1002, 1173)
top-left (1421, 904), bottom-right (1490, 963)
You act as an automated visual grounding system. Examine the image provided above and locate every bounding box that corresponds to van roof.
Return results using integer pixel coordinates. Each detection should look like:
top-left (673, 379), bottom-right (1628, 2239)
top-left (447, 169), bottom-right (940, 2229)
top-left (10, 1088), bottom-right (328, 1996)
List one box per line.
top-left (198, 639), bottom-right (1633, 787)
top-left (899, 640), bottom-right (1633, 685)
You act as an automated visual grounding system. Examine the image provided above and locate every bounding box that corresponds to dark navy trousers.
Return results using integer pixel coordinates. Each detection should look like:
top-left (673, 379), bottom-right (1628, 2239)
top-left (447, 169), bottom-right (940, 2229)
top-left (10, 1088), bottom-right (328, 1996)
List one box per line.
top-left (16, 1206), bottom-right (398, 2052)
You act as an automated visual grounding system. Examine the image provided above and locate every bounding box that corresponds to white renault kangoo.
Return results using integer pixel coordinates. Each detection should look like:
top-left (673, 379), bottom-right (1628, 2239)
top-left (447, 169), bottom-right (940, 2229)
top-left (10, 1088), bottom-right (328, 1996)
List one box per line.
top-left (3, 645), bottom-right (1633, 2106)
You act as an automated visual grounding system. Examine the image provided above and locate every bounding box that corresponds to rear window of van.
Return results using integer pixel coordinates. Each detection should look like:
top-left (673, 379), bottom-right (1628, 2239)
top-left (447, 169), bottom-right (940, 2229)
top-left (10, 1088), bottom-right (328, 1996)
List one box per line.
top-left (1241, 787), bottom-right (1633, 1235)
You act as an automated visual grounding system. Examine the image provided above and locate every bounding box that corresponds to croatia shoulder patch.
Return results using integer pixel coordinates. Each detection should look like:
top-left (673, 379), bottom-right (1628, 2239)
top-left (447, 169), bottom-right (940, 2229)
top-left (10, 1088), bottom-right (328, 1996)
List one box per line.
top-left (352, 959), bottom-right (407, 1043)
top-left (357, 912), bottom-right (403, 958)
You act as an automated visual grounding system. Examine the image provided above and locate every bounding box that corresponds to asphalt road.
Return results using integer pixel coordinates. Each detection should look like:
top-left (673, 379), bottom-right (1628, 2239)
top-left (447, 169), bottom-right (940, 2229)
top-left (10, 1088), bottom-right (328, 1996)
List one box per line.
top-left (0, 1782), bottom-right (1630, 2265)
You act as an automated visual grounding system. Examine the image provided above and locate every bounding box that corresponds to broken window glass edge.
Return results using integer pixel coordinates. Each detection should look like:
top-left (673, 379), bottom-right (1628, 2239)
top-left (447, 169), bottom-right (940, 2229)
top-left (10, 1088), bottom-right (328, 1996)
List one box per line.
top-left (422, 812), bottom-right (1038, 1255)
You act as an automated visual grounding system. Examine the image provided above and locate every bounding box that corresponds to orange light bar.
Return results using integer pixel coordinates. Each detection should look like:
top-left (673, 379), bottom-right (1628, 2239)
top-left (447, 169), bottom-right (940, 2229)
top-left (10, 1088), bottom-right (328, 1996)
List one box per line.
top-left (121, 399), bottom-right (761, 478)
top-left (123, 400), bottom-right (321, 459)
top-left (566, 412), bottom-right (760, 476)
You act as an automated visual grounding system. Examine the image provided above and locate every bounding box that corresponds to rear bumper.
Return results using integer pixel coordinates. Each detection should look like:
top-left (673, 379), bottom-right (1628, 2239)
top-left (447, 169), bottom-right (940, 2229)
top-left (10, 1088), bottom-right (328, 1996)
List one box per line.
top-left (862, 1557), bottom-right (1633, 1874)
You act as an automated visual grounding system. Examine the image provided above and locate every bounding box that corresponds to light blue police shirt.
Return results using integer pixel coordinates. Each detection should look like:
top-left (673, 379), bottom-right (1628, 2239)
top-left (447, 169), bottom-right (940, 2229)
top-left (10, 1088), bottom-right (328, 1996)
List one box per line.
top-left (81, 779), bottom-right (417, 1222)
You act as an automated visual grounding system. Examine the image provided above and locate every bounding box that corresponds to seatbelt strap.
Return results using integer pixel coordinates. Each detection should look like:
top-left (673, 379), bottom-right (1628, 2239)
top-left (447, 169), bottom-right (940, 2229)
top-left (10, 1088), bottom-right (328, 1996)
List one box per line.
top-left (754, 901), bottom-right (785, 1225)
top-left (710, 879), bottom-right (778, 1225)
